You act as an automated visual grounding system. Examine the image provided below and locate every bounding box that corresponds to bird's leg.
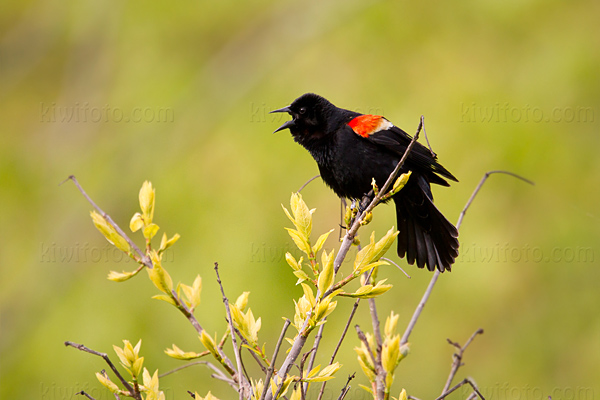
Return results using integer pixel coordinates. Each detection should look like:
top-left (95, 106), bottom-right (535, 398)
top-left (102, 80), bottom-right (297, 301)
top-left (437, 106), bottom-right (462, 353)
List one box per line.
top-left (358, 190), bottom-right (375, 214)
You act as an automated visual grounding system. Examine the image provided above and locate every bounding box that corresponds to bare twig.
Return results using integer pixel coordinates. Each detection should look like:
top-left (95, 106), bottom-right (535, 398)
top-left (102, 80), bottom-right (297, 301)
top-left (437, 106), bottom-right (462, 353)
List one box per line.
top-left (400, 270), bottom-right (440, 345)
top-left (101, 371), bottom-right (122, 400)
top-left (232, 325), bottom-right (268, 374)
top-left (298, 174), bottom-right (321, 193)
top-left (77, 391), bottom-right (96, 400)
top-left (435, 378), bottom-right (485, 400)
top-left (354, 325), bottom-right (377, 372)
top-left (368, 295), bottom-right (386, 399)
top-left (303, 323), bottom-right (324, 395)
top-left (316, 298), bottom-right (360, 400)
top-left (159, 359), bottom-right (209, 378)
top-left (337, 373), bottom-right (356, 400)
top-left (265, 316), bottom-right (311, 400)
top-left (441, 328), bottom-right (484, 394)
top-left (317, 264), bottom-right (378, 400)
top-left (64, 341), bottom-right (139, 400)
top-left (401, 170), bottom-right (533, 346)
top-left (421, 121), bottom-right (436, 158)
top-left (381, 257), bottom-right (411, 279)
top-left (260, 319), bottom-right (291, 400)
top-left (457, 170), bottom-right (534, 228)
top-left (62, 175), bottom-right (152, 269)
top-left (214, 262), bottom-right (248, 400)
top-left (171, 289), bottom-right (206, 334)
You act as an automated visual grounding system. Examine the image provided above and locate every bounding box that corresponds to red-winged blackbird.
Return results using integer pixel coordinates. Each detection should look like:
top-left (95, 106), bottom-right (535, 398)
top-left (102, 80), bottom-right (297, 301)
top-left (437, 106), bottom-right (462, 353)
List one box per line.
top-left (271, 93), bottom-right (459, 272)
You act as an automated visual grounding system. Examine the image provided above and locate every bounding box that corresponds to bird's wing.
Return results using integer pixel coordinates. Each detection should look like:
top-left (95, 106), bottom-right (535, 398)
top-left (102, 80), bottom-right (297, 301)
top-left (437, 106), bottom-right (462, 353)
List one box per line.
top-left (346, 114), bottom-right (457, 185)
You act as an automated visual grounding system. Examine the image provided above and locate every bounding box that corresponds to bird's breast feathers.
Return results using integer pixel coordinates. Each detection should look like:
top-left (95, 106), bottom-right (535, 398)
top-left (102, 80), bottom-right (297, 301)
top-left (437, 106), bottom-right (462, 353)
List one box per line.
top-left (347, 115), bottom-right (394, 137)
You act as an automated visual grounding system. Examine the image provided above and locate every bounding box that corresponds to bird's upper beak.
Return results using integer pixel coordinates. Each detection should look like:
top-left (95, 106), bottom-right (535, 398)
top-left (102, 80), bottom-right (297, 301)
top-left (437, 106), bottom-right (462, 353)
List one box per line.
top-left (270, 106), bottom-right (294, 133)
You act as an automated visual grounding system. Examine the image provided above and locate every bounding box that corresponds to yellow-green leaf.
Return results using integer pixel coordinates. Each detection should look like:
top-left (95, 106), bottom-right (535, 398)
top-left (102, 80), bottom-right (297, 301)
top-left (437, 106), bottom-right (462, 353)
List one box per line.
top-left (165, 344), bottom-right (205, 360)
top-left (152, 294), bottom-right (177, 306)
top-left (160, 232), bottom-right (180, 252)
top-left (312, 229), bottom-right (334, 254)
top-left (130, 212), bottom-right (144, 232)
top-left (146, 257), bottom-right (173, 294)
top-left (143, 223), bottom-right (160, 240)
top-left (107, 269), bottom-right (140, 282)
top-left (317, 250), bottom-right (334, 294)
top-left (390, 171), bottom-right (412, 196)
top-left (139, 181), bottom-right (155, 224)
top-left (285, 228), bottom-right (311, 255)
top-left (96, 372), bottom-right (120, 393)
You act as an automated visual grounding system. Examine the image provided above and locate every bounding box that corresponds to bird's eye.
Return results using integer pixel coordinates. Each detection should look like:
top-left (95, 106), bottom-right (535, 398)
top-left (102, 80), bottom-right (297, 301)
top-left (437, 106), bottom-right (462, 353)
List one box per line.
top-left (299, 107), bottom-right (307, 115)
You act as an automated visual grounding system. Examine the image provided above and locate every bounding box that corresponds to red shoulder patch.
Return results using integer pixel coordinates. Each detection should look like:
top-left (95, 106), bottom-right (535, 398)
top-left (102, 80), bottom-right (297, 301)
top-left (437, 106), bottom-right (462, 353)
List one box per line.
top-left (348, 115), bottom-right (393, 137)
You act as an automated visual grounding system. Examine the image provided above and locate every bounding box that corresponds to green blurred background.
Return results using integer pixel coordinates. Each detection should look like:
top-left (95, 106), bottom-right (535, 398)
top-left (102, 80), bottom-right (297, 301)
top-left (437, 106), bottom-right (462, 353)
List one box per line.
top-left (1, 0), bottom-right (599, 399)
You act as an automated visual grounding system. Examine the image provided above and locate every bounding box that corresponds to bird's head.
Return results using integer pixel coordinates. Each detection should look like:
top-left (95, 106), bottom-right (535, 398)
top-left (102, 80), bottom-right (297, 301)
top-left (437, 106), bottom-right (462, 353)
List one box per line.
top-left (270, 93), bottom-right (334, 138)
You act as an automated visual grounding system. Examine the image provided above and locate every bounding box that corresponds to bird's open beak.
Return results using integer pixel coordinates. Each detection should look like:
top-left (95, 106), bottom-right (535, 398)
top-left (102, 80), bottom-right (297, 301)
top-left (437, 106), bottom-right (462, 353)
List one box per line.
top-left (270, 106), bottom-right (294, 133)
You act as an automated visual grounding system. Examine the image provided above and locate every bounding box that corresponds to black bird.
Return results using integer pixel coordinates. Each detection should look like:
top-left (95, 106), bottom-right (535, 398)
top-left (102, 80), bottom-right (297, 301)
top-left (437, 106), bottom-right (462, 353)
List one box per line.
top-left (271, 93), bottom-right (459, 272)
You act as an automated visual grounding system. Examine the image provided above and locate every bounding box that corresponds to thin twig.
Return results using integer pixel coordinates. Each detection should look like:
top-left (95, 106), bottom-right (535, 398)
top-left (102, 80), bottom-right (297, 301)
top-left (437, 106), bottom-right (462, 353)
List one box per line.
top-left (337, 373), bottom-right (355, 400)
top-left (421, 121), bottom-right (436, 158)
top-left (435, 378), bottom-right (485, 400)
top-left (303, 322), bottom-right (324, 395)
top-left (260, 319), bottom-right (291, 400)
top-left (442, 328), bottom-right (484, 394)
top-left (401, 170), bottom-right (533, 346)
top-left (368, 296), bottom-right (386, 399)
top-left (232, 325), bottom-right (269, 374)
top-left (381, 257), bottom-right (411, 278)
top-left (400, 270), bottom-right (440, 345)
top-left (298, 174), bottom-right (321, 193)
top-left (159, 359), bottom-right (209, 378)
top-left (354, 325), bottom-right (377, 371)
top-left (101, 371), bottom-right (122, 400)
top-left (64, 341), bottom-right (139, 400)
top-left (214, 262), bottom-right (248, 400)
top-left (317, 267), bottom-right (377, 400)
top-left (62, 176), bottom-right (152, 269)
top-left (170, 289), bottom-right (205, 334)
top-left (266, 316), bottom-right (311, 400)
top-left (77, 391), bottom-right (96, 400)
top-left (456, 170), bottom-right (534, 228)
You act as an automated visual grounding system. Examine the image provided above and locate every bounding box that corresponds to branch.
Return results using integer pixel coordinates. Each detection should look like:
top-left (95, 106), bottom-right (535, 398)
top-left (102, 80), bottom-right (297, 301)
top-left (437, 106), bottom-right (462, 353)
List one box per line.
top-left (435, 378), bottom-right (485, 400)
top-left (62, 175), bottom-right (152, 269)
top-left (64, 341), bottom-right (139, 400)
top-left (317, 262), bottom-right (377, 400)
top-left (214, 262), bottom-right (249, 399)
top-left (77, 391), bottom-right (96, 400)
top-left (456, 170), bottom-right (534, 229)
top-left (354, 325), bottom-right (377, 373)
top-left (381, 257), bottom-right (411, 279)
top-left (401, 170), bottom-right (534, 345)
top-left (303, 322), bottom-right (324, 396)
top-left (400, 270), bottom-right (440, 345)
top-left (298, 174), bottom-right (321, 193)
top-left (159, 359), bottom-right (209, 378)
top-left (441, 328), bottom-right (484, 395)
top-left (260, 319), bottom-right (291, 400)
top-left (265, 316), bottom-right (311, 400)
top-left (232, 325), bottom-right (269, 374)
top-left (368, 295), bottom-right (385, 399)
top-left (337, 373), bottom-right (355, 400)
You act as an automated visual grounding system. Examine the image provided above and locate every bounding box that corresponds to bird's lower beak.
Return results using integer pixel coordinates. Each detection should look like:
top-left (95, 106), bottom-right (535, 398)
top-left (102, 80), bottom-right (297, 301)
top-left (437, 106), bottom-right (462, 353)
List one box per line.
top-left (270, 106), bottom-right (294, 133)
top-left (272, 119), bottom-right (295, 133)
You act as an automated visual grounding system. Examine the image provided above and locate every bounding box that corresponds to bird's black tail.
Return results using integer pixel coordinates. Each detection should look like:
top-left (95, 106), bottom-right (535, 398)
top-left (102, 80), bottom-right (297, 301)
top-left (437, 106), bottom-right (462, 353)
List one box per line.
top-left (393, 178), bottom-right (459, 272)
